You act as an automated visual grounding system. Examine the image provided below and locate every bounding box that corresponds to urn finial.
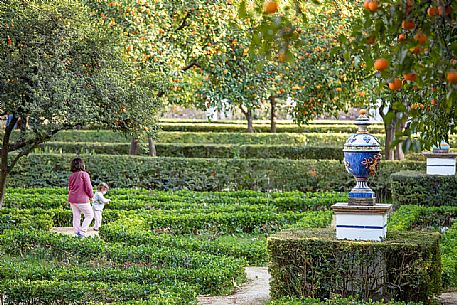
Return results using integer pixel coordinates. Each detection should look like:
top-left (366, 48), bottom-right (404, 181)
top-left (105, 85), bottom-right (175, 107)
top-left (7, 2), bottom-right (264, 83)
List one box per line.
top-left (343, 110), bottom-right (382, 205)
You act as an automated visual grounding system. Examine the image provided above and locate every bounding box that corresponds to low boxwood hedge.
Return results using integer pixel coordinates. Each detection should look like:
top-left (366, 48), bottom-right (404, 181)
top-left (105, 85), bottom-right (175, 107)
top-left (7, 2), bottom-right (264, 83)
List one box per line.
top-left (157, 122), bottom-right (386, 133)
top-left (10, 154), bottom-right (425, 198)
top-left (268, 297), bottom-right (422, 305)
top-left (391, 170), bottom-right (457, 206)
top-left (45, 130), bottom-right (377, 145)
top-left (0, 279), bottom-right (196, 305)
top-left (37, 142), bottom-right (345, 160)
top-left (268, 228), bottom-right (441, 303)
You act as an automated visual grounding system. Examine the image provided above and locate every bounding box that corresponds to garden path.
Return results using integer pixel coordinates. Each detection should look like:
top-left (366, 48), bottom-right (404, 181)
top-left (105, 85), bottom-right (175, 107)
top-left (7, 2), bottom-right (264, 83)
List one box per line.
top-left (51, 227), bottom-right (99, 237)
top-left (198, 267), bottom-right (270, 305)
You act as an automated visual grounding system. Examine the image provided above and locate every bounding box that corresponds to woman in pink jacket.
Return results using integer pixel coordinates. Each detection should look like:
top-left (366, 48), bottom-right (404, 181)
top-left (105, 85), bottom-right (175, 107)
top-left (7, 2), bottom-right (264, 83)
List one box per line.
top-left (68, 158), bottom-right (94, 237)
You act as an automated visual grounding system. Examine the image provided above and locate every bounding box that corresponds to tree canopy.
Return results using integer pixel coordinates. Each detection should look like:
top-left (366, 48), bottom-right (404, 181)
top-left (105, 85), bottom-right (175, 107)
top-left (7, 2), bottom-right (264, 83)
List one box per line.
top-left (0, 0), bottom-right (159, 206)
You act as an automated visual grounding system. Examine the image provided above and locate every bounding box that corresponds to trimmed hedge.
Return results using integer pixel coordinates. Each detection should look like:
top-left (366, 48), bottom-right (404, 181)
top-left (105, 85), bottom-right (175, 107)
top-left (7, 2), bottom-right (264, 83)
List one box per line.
top-left (0, 280), bottom-right (196, 305)
top-left (0, 208), bottom-right (53, 232)
top-left (268, 228), bottom-right (441, 303)
top-left (158, 122), bottom-right (386, 134)
top-left (37, 142), bottom-right (344, 160)
top-left (391, 170), bottom-right (457, 206)
top-left (46, 130), bottom-right (378, 145)
top-left (158, 119), bottom-right (384, 125)
top-left (268, 297), bottom-right (422, 305)
top-left (3, 188), bottom-right (347, 211)
top-left (10, 154), bottom-right (425, 198)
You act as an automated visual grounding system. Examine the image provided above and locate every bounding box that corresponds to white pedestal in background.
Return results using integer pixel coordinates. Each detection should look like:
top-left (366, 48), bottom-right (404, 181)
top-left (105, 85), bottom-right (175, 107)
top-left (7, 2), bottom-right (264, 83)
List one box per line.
top-left (423, 153), bottom-right (457, 176)
top-left (331, 203), bottom-right (392, 242)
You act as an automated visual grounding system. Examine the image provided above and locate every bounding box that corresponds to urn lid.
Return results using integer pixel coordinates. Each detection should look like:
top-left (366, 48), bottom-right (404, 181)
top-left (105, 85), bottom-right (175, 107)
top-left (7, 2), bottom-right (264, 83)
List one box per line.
top-left (343, 110), bottom-right (381, 152)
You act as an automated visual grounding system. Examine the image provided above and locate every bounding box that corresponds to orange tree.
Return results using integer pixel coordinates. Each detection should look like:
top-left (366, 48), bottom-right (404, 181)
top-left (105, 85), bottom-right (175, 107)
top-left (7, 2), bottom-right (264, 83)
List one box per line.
top-left (0, 0), bottom-right (157, 207)
top-left (200, 0), bottom-right (371, 132)
top-left (85, 0), bottom-right (237, 142)
top-left (339, 0), bottom-right (457, 155)
top-left (239, 0), bottom-right (456, 157)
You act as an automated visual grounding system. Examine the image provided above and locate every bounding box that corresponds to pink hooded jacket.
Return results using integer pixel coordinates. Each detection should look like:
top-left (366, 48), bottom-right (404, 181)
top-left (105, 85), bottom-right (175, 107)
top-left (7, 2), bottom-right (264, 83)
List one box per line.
top-left (68, 171), bottom-right (94, 204)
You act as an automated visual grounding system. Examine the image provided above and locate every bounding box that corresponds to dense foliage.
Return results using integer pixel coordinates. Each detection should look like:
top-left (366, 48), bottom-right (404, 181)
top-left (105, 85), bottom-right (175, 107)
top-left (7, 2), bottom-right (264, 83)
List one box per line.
top-left (0, 0), bottom-right (159, 206)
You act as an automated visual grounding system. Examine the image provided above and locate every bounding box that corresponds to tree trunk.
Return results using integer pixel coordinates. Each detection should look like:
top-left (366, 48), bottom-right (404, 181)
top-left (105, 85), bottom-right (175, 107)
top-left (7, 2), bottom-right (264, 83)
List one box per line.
top-left (129, 138), bottom-right (139, 155)
top-left (0, 115), bottom-right (17, 208)
top-left (239, 106), bottom-right (254, 133)
top-left (384, 122), bottom-right (395, 160)
top-left (394, 120), bottom-right (405, 160)
top-left (148, 137), bottom-right (156, 157)
top-left (0, 166), bottom-right (8, 208)
top-left (246, 110), bottom-right (254, 133)
top-left (270, 96), bottom-right (277, 133)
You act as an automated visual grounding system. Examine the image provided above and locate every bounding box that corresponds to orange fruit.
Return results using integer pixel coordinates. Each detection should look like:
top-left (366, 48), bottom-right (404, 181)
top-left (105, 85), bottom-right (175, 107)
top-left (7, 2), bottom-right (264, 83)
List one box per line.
top-left (414, 32), bottom-right (427, 44)
top-left (264, 0), bottom-right (279, 14)
top-left (438, 6), bottom-right (452, 16)
top-left (398, 33), bottom-right (407, 41)
top-left (431, 99), bottom-right (438, 106)
top-left (374, 58), bottom-right (389, 71)
top-left (367, 36), bottom-right (376, 45)
top-left (427, 7), bottom-right (438, 16)
top-left (363, 0), bottom-right (370, 9)
top-left (410, 46), bottom-right (422, 54)
top-left (389, 79), bottom-right (402, 90)
top-left (367, 1), bottom-right (379, 11)
top-left (278, 51), bottom-right (286, 62)
top-left (411, 103), bottom-right (419, 110)
top-left (447, 71), bottom-right (457, 83)
top-left (402, 20), bottom-right (415, 30)
top-left (403, 72), bottom-right (417, 82)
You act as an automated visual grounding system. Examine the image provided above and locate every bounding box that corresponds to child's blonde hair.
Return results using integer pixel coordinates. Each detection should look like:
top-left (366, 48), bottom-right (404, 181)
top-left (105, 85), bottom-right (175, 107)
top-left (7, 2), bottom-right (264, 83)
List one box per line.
top-left (97, 182), bottom-right (109, 191)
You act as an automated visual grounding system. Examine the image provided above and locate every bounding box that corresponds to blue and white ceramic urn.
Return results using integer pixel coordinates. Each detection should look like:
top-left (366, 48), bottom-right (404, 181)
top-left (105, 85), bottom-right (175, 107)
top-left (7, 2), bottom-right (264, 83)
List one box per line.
top-left (343, 110), bottom-right (382, 205)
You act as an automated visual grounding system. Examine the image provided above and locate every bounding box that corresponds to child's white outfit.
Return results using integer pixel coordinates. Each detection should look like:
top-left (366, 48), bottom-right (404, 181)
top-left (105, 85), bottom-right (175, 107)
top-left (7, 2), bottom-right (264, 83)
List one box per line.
top-left (92, 191), bottom-right (110, 230)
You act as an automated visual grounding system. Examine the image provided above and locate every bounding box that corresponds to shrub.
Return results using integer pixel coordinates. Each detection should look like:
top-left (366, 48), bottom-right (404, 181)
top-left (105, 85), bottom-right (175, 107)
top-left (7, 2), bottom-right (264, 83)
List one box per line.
top-left (0, 280), bottom-right (196, 305)
top-left (268, 228), bottom-right (441, 303)
top-left (391, 171), bottom-right (457, 206)
top-left (0, 208), bottom-right (53, 232)
top-left (37, 142), bottom-right (345, 160)
top-left (45, 130), bottom-right (377, 145)
top-left (268, 297), bottom-right (422, 305)
top-left (10, 154), bottom-right (425, 198)
top-left (158, 122), bottom-right (385, 133)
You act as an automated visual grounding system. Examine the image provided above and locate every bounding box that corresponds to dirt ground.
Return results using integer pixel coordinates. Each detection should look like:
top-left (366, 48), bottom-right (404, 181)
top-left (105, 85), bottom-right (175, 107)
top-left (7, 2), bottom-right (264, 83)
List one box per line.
top-left (198, 267), bottom-right (271, 305)
top-left (51, 227), bottom-right (99, 237)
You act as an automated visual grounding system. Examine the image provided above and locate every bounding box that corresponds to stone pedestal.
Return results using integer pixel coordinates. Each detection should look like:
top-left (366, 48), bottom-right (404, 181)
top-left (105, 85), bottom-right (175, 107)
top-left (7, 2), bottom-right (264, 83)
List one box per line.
top-left (423, 152), bottom-right (457, 176)
top-left (332, 203), bottom-right (392, 241)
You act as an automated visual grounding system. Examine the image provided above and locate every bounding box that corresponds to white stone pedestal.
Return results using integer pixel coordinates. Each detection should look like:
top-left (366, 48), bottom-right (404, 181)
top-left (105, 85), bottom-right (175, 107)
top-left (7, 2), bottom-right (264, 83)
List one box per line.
top-left (423, 153), bottom-right (457, 176)
top-left (331, 203), bottom-right (392, 242)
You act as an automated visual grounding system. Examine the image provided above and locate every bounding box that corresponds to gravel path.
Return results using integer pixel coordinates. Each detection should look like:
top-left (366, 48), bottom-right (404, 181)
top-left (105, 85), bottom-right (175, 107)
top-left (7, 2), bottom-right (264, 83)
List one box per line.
top-left (198, 267), bottom-right (270, 305)
top-left (51, 227), bottom-right (99, 237)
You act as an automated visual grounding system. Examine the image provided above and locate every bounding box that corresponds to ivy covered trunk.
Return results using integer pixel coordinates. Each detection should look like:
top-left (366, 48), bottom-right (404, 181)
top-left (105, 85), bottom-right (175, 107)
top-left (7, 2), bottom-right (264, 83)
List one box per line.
top-left (270, 96), bottom-right (277, 133)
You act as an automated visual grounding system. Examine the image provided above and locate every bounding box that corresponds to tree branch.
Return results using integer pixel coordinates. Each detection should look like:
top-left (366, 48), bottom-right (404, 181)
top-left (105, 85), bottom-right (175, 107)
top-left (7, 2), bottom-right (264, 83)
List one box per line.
top-left (8, 142), bottom-right (39, 173)
top-left (175, 12), bottom-right (190, 32)
top-left (239, 105), bottom-right (248, 116)
top-left (181, 61), bottom-right (200, 72)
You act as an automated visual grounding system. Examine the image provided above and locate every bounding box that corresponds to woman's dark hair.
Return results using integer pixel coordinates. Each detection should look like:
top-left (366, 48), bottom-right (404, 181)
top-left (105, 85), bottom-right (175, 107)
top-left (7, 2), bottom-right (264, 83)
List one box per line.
top-left (71, 158), bottom-right (86, 172)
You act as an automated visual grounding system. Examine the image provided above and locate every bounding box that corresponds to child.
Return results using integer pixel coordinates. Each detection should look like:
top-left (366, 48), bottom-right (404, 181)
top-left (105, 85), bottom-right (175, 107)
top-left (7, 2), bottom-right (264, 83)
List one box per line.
top-left (92, 183), bottom-right (111, 231)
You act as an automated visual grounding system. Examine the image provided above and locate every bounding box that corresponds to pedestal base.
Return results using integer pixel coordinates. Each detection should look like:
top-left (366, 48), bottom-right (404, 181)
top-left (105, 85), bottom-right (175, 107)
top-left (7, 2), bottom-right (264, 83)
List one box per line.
top-left (423, 153), bottom-right (457, 176)
top-left (332, 202), bottom-right (392, 241)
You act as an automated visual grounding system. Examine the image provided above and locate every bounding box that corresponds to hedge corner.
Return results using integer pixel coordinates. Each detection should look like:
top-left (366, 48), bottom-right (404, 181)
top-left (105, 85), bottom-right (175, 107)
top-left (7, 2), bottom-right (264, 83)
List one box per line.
top-left (267, 228), bottom-right (441, 304)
